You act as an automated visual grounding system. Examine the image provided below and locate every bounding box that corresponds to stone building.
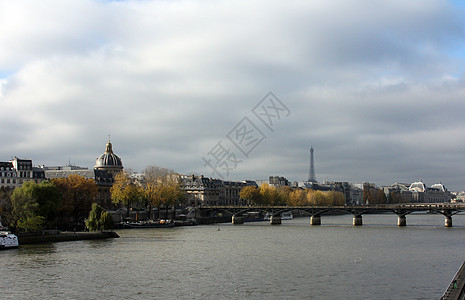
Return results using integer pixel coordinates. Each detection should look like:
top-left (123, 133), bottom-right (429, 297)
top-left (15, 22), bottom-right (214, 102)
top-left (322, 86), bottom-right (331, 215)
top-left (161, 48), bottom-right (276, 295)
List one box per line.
top-left (43, 140), bottom-right (123, 207)
top-left (383, 183), bottom-right (413, 203)
top-left (268, 176), bottom-right (290, 187)
top-left (408, 181), bottom-right (452, 203)
top-left (0, 157), bottom-right (46, 190)
top-left (180, 175), bottom-right (223, 206)
top-left (94, 140), bottom-right (123, 177)
top-left (180, 175), bottom-right (257, 206)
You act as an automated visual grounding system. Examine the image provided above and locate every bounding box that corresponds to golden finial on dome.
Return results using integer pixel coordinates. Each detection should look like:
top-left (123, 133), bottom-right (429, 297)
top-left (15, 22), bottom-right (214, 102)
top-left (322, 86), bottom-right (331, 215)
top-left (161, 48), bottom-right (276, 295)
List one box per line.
top-left (105, 135), bottom-right (113, 154)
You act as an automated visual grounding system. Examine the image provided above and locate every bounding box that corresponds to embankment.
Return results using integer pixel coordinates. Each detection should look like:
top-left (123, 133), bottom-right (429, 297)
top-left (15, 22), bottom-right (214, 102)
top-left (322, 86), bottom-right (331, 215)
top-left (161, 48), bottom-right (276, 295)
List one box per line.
top-left (18, 231), bottom-right (119, 245)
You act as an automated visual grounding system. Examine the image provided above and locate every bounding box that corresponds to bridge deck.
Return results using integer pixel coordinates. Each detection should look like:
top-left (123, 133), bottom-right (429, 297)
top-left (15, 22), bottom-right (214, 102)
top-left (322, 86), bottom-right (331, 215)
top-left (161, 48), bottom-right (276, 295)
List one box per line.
top-left (199, 204), bottom-right (465, 214)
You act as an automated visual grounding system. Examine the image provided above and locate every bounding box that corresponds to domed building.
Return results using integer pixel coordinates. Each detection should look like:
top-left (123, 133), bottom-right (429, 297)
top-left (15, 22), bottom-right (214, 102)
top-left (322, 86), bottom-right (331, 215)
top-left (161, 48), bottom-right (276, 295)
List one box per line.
top-left (42, 139), bottom-right (124, 209)
top-left (94, 140), bottom-right (123, 177)
top-left (93, 139), bottom-right (124, 208)
top-left (408, 181), bottom-right (451, 203)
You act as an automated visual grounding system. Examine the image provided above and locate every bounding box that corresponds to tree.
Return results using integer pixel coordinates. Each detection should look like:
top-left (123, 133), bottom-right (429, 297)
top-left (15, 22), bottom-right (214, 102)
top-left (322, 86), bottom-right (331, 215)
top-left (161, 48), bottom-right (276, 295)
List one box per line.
top-left (8, 181), bottom-right (45, 232)
top-left (156, 175), bottom-right (185, 220)
top-left (259, 184), bottom-right (278, 205)
top-left (111, 171), bottom-right (143, 217)
top-left (308, 190), bottom-right (326, 206)
top-left (289, 189), bottom-right (307, 206)
top-left (239, 186), bottom-right (261, 205)
top-left (389, 191), bottom-right (401, 204)
top-left (324, 191), bottom-right (346, 206)
top-left (371, 189), bottom-right (387, 204)
top-left (52, 175), bottom-right (98, 226)
top-left (276, 186), bottom-right (292, 206)
top-left (86, 203), bottom-right (114, 231)
top-left (34, 181), bottom-right (61, 228)
top-left (100, 211), bottom-right (115, 230)
top-left (141, 166), bottom-right (184, 219)
top-left (0, 187), bottom-right (14, 228)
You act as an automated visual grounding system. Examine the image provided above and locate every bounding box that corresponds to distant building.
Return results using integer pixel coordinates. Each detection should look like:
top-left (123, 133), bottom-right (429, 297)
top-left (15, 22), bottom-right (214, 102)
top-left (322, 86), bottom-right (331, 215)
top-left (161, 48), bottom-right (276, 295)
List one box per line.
top-left (180, 175), bottom-right (223, 206)
top-left (408, 181), bottom-right (452, 203)
top-left (303, 181), bottom-right (362, 205)
top-left (94, 140), bottom-right (123, 177)
top-left (453, 191), bottom-right (465, 203)
top-left (269, 176), bottom-right (290, 187)
top-left (383, 183), bottom-right (413, 203)
top-left (180, 175), bottom-right (257, 206)
top-left (329, 182), bottom-right (363, 205)
top-left (43, 139), bottom-right (123, 207)
top-left (0, 157), bottom-right (46, 189)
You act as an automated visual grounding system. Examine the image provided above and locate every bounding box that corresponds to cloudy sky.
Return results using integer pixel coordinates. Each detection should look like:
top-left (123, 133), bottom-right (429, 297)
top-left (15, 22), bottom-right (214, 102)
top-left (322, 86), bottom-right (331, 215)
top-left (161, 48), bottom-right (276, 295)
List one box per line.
top-left (1, 0), bottom-right (465, 190)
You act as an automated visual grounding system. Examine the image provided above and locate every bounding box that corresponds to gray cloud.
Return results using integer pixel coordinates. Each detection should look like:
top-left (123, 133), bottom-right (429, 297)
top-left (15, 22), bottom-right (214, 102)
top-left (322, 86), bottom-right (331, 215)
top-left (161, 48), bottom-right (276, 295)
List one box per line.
top-left (1, 0), bottom-right (465, 190)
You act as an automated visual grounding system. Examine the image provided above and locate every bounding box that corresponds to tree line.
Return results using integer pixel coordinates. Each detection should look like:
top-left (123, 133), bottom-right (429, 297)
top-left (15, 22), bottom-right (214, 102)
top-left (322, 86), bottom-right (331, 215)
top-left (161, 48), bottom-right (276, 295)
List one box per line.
top-left (0, 175), bottom-right (98, 232)
top-left (0, 165), bottom-right (186, 233)
top-left (110, 166), bottom-right (185, 220)
top-left (239, 184), bottom-right (346, 206)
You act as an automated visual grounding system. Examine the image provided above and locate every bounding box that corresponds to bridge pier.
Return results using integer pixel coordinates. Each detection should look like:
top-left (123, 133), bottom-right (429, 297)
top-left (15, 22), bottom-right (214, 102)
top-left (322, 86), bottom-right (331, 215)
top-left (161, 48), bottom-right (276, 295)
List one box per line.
top-left (445, 216), bottom-right (452, 227)
top-left (353, 215), bottom-right (363, 226)
top-left (270, 216), bottom-right (281, 225)
top-left (397, 216), bottom-right (406, 226)
top-left (231, 215), bottom-right (244, 225)
top-left (310, 215), bottom-right (321, 225)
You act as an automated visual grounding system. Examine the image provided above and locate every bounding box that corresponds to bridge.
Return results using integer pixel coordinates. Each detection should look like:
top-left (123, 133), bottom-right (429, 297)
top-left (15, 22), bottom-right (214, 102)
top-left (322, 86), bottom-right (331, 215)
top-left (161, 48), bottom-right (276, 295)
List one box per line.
top-left (195, 203), bottom-right (465, 227)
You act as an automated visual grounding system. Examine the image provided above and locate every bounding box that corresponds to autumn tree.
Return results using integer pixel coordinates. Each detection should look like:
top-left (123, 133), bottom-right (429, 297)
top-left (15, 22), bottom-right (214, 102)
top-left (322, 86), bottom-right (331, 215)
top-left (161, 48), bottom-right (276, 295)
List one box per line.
top-left (308, 190), bottom-right (327, 206)
top-left (276, 186), bottom-right (292, 206)
top-left (370, 189), bottom-right (387, 204)
top-left (326, 190), bottom-right (346, 206)
top-left (288, 189), bottom-right (307, 206)
top-left (259, 183), bottom-right (278, 205)
top-left (52, 175), bottom-right (98, 226)
top-left (161, 177), bottom-right (185, 219)
top-left (141, 166), bottom-right (185, 220)
top-left (111, 171), bottom-right (143, 217)
top-left (389, 191), bottom-right (404, 204)
top-left (239, 185), bottom-right (261, 205)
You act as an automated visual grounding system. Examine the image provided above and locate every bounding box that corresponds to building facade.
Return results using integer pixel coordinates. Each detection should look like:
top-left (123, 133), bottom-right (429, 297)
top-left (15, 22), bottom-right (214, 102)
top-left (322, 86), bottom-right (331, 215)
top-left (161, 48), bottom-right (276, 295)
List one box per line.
top-left (43, 140), bottom-right (123, 207)
top-left (180, 175), bottom-right (257, 206)
top-left (0, 157), bottom-right (46, 190)
top-left (408, 181), bottom-right (452, 203)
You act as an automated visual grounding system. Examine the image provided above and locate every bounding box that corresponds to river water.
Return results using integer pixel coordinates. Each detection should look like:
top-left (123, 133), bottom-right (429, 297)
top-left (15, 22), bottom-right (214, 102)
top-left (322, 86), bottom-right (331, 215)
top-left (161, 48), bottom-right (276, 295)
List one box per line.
top-left (1, 213), bottom-right (464, 299)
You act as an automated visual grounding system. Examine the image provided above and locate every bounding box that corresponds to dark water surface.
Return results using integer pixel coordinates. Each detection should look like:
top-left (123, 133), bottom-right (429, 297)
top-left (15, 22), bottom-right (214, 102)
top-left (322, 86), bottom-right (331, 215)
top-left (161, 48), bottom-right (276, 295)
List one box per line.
top-left (1, 213), bottom-right (464, 299)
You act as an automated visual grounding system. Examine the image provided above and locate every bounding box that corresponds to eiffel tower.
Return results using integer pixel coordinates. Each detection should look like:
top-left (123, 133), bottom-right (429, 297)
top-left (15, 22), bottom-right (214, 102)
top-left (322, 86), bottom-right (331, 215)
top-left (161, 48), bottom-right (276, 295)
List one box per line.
top-left (307, 146), bottom-right (317, 183)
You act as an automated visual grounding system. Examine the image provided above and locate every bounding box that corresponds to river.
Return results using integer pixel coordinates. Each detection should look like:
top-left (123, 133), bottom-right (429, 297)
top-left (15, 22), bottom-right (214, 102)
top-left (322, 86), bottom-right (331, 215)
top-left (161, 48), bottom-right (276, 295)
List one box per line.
top-left (1, 213), bottom-right (464, 299)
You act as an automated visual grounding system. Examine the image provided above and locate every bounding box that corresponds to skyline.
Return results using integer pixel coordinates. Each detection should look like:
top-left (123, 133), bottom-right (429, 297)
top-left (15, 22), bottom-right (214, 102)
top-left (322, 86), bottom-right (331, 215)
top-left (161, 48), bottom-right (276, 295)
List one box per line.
top-left (1, 1), bottom-right (465, 190)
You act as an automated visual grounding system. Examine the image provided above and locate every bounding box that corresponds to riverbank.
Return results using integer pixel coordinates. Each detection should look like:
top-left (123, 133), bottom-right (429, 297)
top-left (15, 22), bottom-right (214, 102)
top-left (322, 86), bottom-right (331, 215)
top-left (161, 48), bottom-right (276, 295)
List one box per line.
top-left (18, 231), bottom-right (119, 245)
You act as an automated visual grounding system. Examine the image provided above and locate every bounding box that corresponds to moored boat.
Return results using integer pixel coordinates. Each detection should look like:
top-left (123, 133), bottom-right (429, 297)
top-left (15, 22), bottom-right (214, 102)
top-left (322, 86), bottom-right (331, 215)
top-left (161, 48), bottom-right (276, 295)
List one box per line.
top-left (281, 211), bottom-right (293, 220)
top-left (0, 231), bottom-right (19, 249)
top-left (118, 220), bottom-right (175, 229)
top-left (264, 211), bottom-right (293, 220)
top-left (243, 212), bottom-right (265, 222)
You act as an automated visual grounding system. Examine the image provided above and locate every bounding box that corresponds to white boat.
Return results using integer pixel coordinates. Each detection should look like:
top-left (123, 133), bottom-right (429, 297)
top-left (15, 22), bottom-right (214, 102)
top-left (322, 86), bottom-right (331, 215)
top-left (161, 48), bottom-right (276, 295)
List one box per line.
top-left (0, 231), bottom-right (19, 249)
top-left (264, 211), bottom-right (293, 220)
top-left (281, 211), bottom-right (293, 220)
